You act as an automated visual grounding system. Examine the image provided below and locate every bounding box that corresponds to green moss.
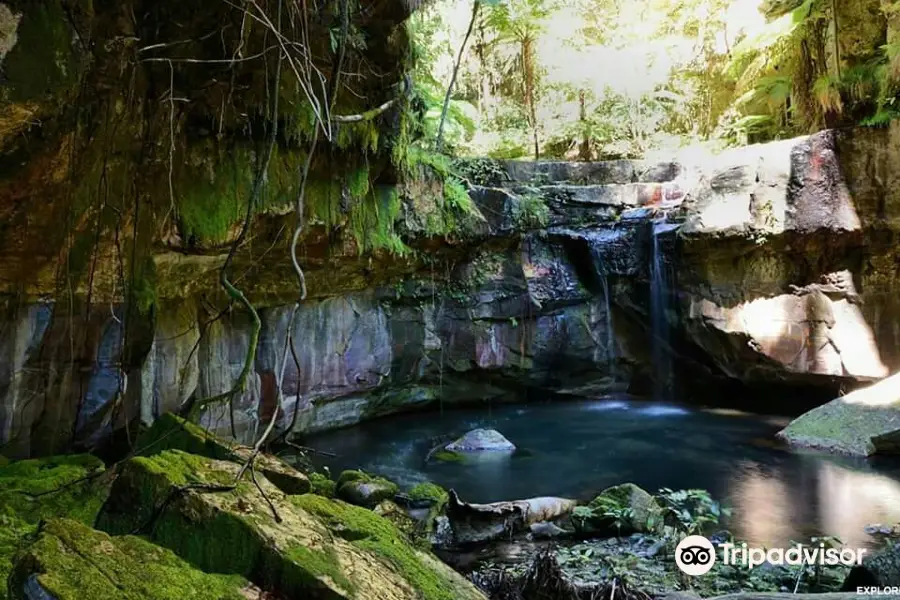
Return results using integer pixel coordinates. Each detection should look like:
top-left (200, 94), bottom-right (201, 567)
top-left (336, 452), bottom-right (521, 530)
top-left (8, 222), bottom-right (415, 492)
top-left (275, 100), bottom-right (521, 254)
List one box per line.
top-left (0, 455), bottom-right (108, 600)
top-left (291, 494), bottom-right (460, 600)
top-left (9, 519), bottom-right (249, 600)
top-left (429, 450), bottom-right (463, 463)
top-left (408, 483), bottom-right (448, 509)
top-left (284, 545), bottom-right (356, 596)
top-left (336, 470), bottom-right (368, 487)
top-left (136, 413), bottom-right (235, 461)
top-left (309, 473), bottom-right (336, 498)
top-left (2, 0), bottom-right (77, 104)
top-left (349, 185), bottom-right (409, 255)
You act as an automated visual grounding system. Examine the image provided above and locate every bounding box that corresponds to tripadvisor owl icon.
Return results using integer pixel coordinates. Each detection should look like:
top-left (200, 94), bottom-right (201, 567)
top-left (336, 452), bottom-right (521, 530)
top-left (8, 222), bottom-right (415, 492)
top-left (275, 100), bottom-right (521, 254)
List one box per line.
top-left (675, 535), bottom-right (716, 576)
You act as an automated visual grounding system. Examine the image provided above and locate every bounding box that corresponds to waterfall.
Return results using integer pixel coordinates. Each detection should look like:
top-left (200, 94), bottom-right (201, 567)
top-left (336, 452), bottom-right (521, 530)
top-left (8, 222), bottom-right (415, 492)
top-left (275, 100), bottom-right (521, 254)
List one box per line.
top-left (598, 268), bottom-right (616, 379)
top-left (649, 218), bottom-right (675, 400)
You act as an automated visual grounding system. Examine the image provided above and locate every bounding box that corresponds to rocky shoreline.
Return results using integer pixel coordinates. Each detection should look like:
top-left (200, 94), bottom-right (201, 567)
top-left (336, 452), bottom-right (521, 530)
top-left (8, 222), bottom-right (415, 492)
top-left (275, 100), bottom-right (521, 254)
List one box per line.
top-left (3, 420), bottom-right (899, 600)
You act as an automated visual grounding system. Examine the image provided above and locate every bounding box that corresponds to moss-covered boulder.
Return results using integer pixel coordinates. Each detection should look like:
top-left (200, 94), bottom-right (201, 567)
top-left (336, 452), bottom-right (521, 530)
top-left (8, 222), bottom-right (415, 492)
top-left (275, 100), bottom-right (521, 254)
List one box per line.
top-left (0, 455), bottom-right (109, 600)
top-left (308, 472), bottom-right (336, 498)
top-left (96, 450), bottom-right (485, 600)
top-left (137, 413), bottom-right (310, 494)
top-left (778, 375), bottom-right (900, 456)
top-left (573, 483), bottom-right (663, 536)
top-left (335, 469), bottom-right (399, 508)
top-left (8, 519), bottom-right (254, 600)
top-left (408, 482), bottom-right (449, 510)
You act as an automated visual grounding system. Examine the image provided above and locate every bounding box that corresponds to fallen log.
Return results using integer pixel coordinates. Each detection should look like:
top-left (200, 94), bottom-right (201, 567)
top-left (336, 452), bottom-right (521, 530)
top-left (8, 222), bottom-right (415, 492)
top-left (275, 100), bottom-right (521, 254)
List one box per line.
top-left (446, 489), bottom-right (577, 545)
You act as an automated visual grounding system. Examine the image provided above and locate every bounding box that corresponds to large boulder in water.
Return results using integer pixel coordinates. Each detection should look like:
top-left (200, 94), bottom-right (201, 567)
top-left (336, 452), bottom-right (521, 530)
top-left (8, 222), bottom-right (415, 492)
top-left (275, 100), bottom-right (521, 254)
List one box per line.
top-left (445, 429), bottom-right (516, 453)
top-left (778, 373), bottom-right (900, 456)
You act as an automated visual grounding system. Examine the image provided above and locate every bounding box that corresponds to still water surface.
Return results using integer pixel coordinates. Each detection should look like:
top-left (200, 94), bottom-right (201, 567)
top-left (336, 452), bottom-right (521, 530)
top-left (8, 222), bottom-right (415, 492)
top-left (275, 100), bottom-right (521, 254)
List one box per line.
top-left (302, 397), bottom-right (900, 548)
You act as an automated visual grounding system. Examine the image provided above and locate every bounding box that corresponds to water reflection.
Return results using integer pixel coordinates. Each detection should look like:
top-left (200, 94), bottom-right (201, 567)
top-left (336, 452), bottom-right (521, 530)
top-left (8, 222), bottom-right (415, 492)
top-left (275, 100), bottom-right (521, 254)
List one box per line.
top-left (302, 397), bottom-right (900, 547)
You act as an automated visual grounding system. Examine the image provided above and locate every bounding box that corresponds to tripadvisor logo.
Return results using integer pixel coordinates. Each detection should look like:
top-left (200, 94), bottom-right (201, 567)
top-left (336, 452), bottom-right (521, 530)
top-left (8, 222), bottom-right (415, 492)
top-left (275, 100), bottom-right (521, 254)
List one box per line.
top-left (675, 535), bottom-right (716, 576)
top-left (674, 536), bottom-right (868, 577)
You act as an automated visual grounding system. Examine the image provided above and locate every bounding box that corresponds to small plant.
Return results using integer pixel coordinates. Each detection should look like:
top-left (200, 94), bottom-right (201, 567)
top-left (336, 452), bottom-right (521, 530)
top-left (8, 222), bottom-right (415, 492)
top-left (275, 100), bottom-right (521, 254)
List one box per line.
top-left (657, 488), bottom-right (730, 535)
top-left (512, 193), bottom-right (550, 229)
top-left (602, 505), bottom-right (635, 536)
top-left (452, 157), bottom-right (507, 186)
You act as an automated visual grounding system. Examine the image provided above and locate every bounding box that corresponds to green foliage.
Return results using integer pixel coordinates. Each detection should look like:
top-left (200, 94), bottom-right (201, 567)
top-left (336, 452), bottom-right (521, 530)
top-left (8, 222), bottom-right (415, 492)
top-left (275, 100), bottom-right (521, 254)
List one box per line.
top-left (656, 487), bottom-right (730, 535)
top-left (452, 157), bottom-right (507, 186)
top-left (349, 185), bottom-right (409, 255)
top-left (412, 0), bottom-right (899, 155)
top-left (512, 193), bottom-right (549, 228)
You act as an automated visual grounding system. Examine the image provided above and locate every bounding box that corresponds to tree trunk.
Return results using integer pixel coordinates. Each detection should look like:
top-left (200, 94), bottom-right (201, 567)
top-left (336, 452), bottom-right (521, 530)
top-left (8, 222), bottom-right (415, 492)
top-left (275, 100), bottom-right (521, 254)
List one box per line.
top-left (578, 89), bottom-right (591, 161)
top-left (436, 0), bottom-right (480, 151)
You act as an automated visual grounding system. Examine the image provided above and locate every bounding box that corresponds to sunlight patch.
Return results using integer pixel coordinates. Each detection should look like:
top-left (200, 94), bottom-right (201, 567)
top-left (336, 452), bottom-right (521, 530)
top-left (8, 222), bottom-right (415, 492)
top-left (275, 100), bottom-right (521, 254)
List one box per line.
top-left (0, 4), bottom-right (21, 67)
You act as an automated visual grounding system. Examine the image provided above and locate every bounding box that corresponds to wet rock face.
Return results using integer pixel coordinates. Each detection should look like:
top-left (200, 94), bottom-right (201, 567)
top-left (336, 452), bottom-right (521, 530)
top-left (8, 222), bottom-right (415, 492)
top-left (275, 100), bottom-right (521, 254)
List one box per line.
top-left (6, 125), bottom-right (900, 454)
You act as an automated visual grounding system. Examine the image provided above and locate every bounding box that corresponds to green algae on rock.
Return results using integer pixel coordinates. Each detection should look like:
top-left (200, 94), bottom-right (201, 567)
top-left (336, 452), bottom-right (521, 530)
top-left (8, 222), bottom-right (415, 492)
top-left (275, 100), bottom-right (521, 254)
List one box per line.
top-left (136, 413), bottom-right (310, 494)
top-left (96, 450), bottom-right (485, 600)
top-left (8, 519), bottom-right (252, 600)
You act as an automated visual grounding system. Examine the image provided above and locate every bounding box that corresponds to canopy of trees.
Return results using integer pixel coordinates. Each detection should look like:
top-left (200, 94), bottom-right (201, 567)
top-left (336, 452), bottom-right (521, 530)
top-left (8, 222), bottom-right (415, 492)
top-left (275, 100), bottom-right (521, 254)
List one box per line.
top-left (410, 0), bottom-right (900, 159)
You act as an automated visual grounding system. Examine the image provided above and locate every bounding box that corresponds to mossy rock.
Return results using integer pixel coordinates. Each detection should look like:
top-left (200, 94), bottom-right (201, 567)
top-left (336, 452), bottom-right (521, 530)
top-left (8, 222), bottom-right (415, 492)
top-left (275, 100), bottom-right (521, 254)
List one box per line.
top-left (777, 389), bottom-right (900, 456)
top-left (96, 450), bottom-right (485, 600)
top-left (309, 472), bottom-right (336, 498)
top-left (8, 519), bottom-right (252, 600)
top-left (429, 449), bottom-right (464, 463)
top-left (408, 483), bottom-right (449, 509)
top-left (137, 413), bottom-right (309, 494)
top-left (575, 483), bottom-right (663, 536)
top-left (335, 470), bottom-right (399, 508)
top-left (0, 454), bottom-right (110, 600)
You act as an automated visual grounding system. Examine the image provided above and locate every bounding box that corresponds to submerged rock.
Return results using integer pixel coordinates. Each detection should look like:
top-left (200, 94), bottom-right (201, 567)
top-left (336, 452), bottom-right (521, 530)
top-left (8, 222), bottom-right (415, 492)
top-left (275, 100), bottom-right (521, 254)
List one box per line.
top-left (445, 429), bottom-right (516, 453)
top-left (95, 450), bottom-right (484, 600)
top-left (9, 519), bottom-right (254, 600)
top-left (778, 373), bottom-right (900, 456)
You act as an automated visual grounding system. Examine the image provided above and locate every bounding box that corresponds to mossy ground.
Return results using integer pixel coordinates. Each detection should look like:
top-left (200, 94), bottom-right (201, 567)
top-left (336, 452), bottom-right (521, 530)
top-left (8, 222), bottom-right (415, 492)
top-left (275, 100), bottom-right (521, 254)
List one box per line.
top-left (0, 454), bottom-right (109, 600)
top-left (96, 450), bottom-right (482, 600)
top-left (9, 519), bottom-right (250, 600)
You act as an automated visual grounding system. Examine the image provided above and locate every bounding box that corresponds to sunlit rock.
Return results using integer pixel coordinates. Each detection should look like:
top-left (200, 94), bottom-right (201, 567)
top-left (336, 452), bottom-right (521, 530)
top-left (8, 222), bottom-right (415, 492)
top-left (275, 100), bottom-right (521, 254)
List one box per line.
top-left (445, 428), bottom-right (516, 453)
top-left (778, 372), bottom-right (900, 456)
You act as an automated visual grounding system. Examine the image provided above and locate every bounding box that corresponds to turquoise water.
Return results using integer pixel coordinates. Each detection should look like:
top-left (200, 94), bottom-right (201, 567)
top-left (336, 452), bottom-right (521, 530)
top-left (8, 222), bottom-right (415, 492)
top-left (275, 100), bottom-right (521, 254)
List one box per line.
top-left (302, 397), bottom-right (900, 548)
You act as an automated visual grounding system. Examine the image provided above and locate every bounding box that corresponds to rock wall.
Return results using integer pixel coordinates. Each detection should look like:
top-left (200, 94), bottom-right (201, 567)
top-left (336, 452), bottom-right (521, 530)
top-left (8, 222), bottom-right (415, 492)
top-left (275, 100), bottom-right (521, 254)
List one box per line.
top-left (5, 123), bottom-right (900, 456)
